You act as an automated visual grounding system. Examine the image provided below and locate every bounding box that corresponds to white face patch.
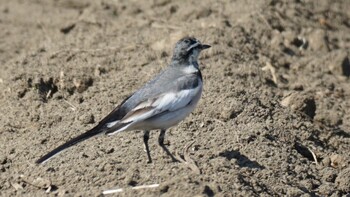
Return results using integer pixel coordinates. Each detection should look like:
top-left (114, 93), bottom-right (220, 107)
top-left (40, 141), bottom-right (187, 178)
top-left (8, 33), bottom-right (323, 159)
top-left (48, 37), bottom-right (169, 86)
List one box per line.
top-left (182, 64), bottom-right (199, 74)
top-left (186, 42), bottom-right (200, 52)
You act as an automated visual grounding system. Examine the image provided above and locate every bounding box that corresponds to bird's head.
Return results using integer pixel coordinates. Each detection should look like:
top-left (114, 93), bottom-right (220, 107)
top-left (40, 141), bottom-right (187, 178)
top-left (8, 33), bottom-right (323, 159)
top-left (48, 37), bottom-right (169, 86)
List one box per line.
top-left (172, 37), bottom-right (210, 63)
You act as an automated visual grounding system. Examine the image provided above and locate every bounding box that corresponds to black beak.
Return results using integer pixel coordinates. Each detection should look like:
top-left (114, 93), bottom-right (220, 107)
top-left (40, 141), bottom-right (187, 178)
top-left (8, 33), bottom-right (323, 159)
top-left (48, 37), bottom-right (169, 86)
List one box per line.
top-left (200, 44), bottom-right (211, 50)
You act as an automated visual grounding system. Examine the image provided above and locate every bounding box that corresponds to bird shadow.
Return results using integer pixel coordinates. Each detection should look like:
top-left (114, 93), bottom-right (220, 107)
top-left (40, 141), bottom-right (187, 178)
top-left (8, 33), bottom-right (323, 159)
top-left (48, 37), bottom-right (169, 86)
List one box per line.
top-left (219, 150), bottom-right (265, 169)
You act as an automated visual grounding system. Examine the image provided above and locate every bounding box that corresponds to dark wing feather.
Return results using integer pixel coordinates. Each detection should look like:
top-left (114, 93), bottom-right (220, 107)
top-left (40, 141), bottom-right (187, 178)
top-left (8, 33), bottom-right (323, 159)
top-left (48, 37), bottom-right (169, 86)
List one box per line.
top-left (95, 94), bottom-right (133, 127)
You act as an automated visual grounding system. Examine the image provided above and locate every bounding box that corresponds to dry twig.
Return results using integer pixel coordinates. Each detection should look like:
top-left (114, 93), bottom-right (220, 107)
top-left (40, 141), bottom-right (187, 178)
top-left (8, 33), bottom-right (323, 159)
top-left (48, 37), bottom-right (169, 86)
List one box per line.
top-left (63, 99), bottom-right (77, 111)
top-left (102, 183), bottom-right (159, 194)
top-left (174, 141), bottom-right (201, 174)
top-left (262, 62), bottom-right (278, 85)
top-left (307, 147), bottom-right (318, 165)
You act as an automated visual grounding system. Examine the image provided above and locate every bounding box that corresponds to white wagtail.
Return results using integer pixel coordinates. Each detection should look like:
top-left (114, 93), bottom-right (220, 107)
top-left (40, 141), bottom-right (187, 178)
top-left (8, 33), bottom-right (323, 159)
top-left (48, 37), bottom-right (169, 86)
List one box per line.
top-left (36, 37), bottom-right (210, 164)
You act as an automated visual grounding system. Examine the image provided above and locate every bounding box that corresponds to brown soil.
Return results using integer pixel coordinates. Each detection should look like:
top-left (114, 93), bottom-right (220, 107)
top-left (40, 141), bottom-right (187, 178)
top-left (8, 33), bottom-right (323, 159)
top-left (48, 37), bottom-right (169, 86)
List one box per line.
top-left (1, 0), bottom-right (349, 196)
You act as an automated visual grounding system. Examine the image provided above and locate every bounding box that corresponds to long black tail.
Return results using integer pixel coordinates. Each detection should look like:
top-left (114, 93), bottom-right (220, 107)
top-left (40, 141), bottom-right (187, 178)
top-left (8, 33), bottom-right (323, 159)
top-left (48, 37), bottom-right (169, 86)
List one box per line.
top-left (36, 125), bottom-right (105, 164)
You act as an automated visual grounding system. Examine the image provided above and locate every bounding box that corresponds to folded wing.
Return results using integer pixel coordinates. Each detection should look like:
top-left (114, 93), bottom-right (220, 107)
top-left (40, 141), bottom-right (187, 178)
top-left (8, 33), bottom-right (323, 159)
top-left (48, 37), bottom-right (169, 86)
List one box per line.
top-left (105, 73), bottom-right (201, 134)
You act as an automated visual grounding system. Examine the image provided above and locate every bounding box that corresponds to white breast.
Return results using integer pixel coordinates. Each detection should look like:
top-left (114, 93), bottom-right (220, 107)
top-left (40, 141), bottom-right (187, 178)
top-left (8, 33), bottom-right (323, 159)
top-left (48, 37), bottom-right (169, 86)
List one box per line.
top-left (182, 64), bottom-right (199, 74)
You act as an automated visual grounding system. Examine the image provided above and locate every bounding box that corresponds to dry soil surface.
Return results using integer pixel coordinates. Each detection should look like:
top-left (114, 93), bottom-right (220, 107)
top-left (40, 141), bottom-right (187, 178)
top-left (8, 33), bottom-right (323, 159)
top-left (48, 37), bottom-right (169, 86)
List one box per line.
top-left (0, 0), bottom-right (350, 196)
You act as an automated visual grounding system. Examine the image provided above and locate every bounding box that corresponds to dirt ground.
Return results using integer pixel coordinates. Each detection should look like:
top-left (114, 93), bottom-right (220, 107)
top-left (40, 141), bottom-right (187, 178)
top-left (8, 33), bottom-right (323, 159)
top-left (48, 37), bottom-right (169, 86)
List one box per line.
top-left (0, 0), bottom-right (349, 196)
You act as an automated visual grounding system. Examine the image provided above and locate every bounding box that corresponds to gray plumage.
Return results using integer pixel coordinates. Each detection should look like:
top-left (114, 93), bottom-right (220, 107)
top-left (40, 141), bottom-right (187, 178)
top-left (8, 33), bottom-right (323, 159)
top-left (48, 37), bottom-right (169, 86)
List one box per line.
top-left (36, 37), bottom-right (210, 164)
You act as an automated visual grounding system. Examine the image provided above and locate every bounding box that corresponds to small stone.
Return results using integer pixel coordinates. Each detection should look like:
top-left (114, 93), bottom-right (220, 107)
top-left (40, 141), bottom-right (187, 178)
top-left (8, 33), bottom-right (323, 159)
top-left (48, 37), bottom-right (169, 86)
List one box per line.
top-left (280, 92), bottom-right (316, 119)
top-left (73, 77), bottom-right (93, 93)
top-left (299, 180), bottom-right (314, 191)
top-left (330, 154), bottom-right (344, 168)
top-left (31, 177), bottom-right (52, 189)
top-left (220, 99), bottom-right (244, 120)
top-left (0, 156), bottom-right (8, 164)
top-left (94, 64), bottom-right (106, 76)
top-left (308, 29), bottom-right (328, 51)
top-left (79, 114), bottom-right (95, 124)
top-left (291, 84), bottom-right (304, 91)
top-left (270, 30), bottom-right (283, 49)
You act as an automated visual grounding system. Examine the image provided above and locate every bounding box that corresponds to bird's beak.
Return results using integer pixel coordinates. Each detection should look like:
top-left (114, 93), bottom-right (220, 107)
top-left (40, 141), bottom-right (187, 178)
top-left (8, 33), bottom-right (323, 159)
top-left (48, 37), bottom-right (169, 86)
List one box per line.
top-left (200, 44), bottom-right (211, 50)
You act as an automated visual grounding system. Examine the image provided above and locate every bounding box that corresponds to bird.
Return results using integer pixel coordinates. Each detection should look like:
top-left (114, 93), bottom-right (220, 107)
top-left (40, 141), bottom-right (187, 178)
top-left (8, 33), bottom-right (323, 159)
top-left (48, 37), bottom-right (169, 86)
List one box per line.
top-left (36, 37), bottom-right (211, 164)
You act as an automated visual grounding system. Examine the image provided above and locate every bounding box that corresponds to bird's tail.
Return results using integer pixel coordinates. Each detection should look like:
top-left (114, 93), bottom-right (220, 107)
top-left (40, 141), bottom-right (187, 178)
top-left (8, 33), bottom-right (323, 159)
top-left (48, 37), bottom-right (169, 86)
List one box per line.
top-left (36, 125), bottom-right (105, 164)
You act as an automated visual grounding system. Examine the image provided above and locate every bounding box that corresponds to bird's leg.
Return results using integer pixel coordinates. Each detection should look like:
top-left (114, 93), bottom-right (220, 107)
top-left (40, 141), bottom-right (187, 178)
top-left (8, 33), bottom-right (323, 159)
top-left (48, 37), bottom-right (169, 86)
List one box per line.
top-left (158, 129), bottom-right (178, 162)
top-left (143, 130), bottom-right (152, 163)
